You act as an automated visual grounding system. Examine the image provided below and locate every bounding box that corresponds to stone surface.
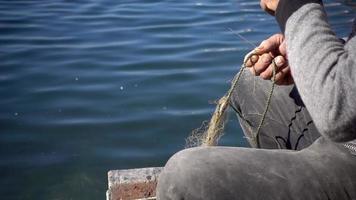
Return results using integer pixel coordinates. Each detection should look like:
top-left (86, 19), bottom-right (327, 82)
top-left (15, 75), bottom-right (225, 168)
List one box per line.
top-left (107, 167), bottom-right (163, 200)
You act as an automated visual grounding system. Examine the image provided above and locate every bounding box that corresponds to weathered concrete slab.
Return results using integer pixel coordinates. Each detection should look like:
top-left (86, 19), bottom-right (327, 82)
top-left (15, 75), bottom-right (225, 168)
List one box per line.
top-left (107, 167), bottom-right (163, 200)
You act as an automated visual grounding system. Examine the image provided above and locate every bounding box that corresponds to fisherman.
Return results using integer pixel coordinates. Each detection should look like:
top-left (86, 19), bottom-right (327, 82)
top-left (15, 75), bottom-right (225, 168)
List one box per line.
top-left (157, 0), bottom-right (356, 199)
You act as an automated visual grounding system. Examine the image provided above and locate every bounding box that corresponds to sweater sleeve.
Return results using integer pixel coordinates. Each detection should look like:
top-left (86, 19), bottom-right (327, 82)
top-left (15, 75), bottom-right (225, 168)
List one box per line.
top-left (276, 2), bottom-right (356, 142)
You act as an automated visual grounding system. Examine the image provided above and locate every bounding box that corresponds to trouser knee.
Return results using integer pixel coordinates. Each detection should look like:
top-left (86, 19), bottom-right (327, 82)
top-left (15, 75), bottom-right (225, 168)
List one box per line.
top-left (156, 148), bottom-right (202, 200)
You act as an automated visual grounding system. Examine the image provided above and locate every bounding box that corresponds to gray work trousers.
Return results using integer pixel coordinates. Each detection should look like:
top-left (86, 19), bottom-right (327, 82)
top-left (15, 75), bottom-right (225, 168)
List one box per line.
top-left (156, 70), bottom-right (356, 200)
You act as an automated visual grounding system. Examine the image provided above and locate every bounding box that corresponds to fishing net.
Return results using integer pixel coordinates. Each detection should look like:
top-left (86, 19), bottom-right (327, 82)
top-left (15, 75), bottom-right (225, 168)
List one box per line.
top-left (186, 50), bottom-right (277, 148)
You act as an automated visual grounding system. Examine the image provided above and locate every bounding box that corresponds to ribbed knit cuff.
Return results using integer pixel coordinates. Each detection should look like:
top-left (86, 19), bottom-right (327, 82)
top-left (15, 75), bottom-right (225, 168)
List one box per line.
top-left (276, 0), bottom-right (323, 33)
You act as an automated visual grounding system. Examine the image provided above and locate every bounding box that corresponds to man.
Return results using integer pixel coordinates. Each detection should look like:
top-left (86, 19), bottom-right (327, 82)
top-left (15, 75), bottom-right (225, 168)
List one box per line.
top-left (156, 0), bottom-right (356, 199)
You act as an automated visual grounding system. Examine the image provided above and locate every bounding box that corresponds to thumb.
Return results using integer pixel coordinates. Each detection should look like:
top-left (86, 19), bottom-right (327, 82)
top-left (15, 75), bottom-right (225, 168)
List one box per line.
top-left (260, 0), bottom-right (275, 16)
top-left (279, 40), bottom-right (287, 57)
top-left (255, 34), bottom-right (284, 55)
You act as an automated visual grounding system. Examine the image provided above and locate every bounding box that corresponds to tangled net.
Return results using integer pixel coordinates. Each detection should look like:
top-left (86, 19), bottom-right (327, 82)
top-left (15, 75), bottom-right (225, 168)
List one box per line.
top-left (186, 50), bottom-right (277, 148)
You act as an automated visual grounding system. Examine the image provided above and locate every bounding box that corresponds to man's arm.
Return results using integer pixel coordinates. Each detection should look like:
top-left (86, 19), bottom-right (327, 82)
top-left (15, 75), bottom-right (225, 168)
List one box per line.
top-left (276, 0), bottom-right (356, 142)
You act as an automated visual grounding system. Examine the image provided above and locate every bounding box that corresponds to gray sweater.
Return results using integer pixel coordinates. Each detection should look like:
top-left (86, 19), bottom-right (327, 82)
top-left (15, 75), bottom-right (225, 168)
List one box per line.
top-left (276, 1), bottom-right (356, 153)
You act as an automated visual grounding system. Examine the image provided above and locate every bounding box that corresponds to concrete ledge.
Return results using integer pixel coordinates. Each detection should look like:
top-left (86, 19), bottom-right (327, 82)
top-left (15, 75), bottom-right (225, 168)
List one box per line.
top-left (107, 167), bottom-right (163, 200)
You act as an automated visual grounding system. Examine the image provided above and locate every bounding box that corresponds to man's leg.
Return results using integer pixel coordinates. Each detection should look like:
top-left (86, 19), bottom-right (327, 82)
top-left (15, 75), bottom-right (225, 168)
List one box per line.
top-left (157, 69), bottom-right (356, 199)
top-left (156, 137), bottom-right (356, 200)
top-left (230, 69), bottom-right (320, 150)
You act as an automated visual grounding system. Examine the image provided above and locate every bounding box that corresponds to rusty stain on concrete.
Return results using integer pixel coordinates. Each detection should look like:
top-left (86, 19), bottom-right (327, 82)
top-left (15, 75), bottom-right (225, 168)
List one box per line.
top-left (107, 167), bottom-right (163, 200)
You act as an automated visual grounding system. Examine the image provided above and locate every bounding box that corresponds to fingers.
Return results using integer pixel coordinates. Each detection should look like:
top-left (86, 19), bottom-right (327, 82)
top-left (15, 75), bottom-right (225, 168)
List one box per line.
top-left (243, 33), bottom-right (290, 83)
top-left (250, 55), bottom-right (294, 85)
top-left (275, 66), bottom-right (294, 85)
top-left (259, 56), bottom-right (286, 80)
top-left (249, 53), bottom-right (273, 75)
top-left (245, 55), bottom-right (259, 67)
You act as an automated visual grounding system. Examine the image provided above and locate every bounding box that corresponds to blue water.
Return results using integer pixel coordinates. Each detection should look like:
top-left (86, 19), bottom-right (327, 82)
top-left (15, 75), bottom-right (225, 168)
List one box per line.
top-left (0, 0), bottom-right (354, 199)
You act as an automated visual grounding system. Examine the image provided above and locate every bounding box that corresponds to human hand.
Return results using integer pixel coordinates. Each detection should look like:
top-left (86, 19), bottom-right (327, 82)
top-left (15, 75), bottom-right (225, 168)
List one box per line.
top-left (260, 0), bottom-right (280, 15)
top-left (245, 33), bottom-right (294, 85)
